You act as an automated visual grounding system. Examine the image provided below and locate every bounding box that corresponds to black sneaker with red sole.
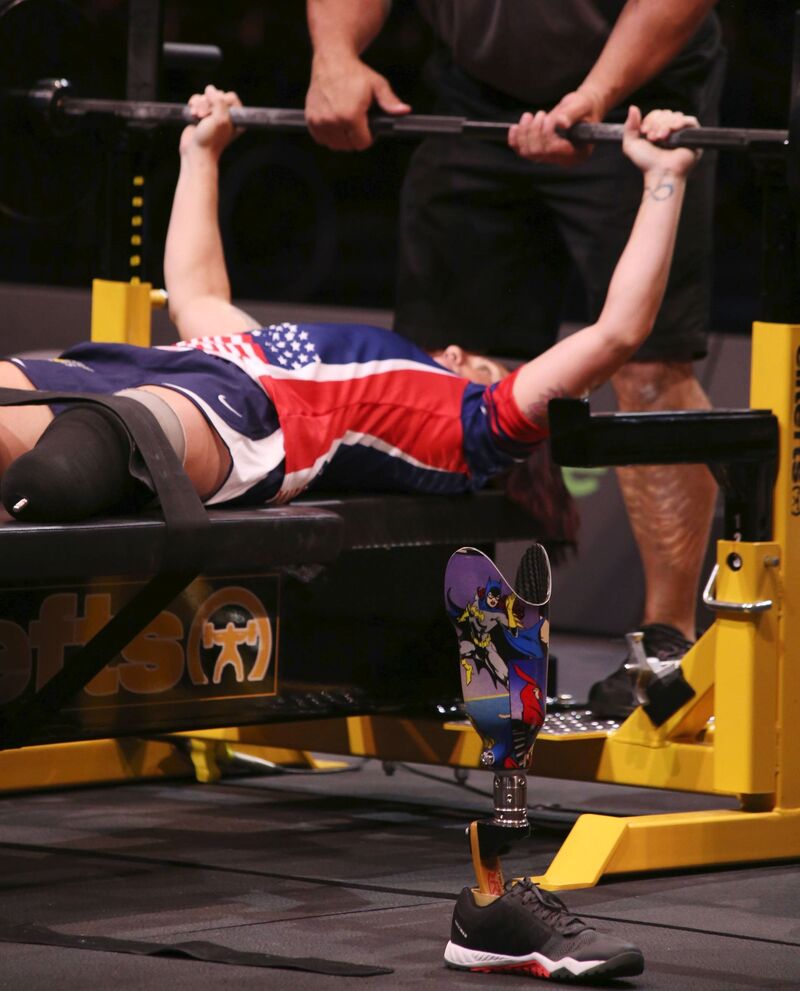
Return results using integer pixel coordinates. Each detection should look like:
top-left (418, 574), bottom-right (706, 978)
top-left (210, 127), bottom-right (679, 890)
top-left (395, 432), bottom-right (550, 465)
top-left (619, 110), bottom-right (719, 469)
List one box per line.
top-left (444, 878), bottom-right (644, 981)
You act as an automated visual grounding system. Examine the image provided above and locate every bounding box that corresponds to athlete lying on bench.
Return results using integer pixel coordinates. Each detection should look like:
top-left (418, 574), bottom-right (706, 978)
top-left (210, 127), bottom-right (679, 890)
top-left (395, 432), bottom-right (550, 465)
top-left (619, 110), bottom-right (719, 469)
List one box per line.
top-left (0, 88), bottom-right (699, 522)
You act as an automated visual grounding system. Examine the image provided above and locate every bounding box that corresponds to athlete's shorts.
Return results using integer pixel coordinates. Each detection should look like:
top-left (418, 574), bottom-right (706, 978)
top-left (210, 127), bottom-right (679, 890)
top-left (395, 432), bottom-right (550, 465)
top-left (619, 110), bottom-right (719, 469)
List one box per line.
top-left (7, 342), bottom-right (285, 506)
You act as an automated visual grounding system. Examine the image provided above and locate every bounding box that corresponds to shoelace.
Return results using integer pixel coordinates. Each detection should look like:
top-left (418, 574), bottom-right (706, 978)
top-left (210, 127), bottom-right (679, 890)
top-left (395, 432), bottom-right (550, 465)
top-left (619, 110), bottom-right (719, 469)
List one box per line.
top-left (505, 879), bottom-right (587, 936)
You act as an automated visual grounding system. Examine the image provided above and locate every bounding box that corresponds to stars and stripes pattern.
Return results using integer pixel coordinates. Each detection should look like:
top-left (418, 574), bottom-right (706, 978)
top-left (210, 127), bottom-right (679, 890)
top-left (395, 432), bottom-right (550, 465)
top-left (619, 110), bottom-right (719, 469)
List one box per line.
top-left (166, 322), bottom-right (546, 503)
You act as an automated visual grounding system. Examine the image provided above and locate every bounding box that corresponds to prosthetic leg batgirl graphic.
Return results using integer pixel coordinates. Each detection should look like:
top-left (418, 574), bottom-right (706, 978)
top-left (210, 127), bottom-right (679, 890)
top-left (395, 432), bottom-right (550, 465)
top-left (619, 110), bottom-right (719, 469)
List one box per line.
top-left (444, 544), bottom-right (552, 894)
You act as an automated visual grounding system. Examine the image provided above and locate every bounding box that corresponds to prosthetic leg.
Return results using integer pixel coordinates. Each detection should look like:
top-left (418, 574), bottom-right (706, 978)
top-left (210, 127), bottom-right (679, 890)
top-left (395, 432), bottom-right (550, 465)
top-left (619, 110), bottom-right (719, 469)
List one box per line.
top-left (443, 547), bottom-right (646, 977)
top-left (444, 544), bottom-right (552, 894)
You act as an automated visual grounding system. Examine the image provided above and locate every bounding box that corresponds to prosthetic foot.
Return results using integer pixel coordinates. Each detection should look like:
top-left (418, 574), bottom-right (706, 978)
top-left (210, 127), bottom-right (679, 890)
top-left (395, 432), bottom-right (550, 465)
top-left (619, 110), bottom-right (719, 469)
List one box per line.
top-left (444, 544), bottom-right (551, 894)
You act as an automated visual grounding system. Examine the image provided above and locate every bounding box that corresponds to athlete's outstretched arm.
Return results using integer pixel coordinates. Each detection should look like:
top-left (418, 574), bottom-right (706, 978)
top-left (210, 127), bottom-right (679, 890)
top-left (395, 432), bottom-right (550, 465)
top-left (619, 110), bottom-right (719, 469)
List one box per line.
top-left (164, 85), bottom-right (259, 341)
top-left (507, 107), bottom-right (701, 426)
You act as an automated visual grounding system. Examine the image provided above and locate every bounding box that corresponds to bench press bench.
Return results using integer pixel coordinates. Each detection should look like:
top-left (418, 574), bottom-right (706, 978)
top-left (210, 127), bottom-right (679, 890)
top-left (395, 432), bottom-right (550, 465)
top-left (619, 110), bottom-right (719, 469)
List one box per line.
top-left (0, 489), bottom-right (550, 750)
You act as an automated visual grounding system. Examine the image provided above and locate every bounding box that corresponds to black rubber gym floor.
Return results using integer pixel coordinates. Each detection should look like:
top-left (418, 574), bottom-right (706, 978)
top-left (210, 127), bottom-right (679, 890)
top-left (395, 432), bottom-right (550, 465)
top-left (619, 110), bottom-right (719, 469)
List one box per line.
top-left (1, 633), bottom-right (798, 990)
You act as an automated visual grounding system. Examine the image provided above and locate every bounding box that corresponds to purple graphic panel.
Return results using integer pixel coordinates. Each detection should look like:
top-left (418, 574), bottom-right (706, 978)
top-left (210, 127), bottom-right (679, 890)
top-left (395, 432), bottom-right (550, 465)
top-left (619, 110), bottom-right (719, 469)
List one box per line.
top-left (444, 547), bottom-right (549, 770)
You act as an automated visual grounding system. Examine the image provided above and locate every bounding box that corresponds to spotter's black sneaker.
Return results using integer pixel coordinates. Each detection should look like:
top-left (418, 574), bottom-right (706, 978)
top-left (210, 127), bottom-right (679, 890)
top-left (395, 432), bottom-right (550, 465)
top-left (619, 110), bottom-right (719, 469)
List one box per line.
top-left (444, 879), bottom-right (644, 981)
top-left (587, 623), bottom-right (693, 720)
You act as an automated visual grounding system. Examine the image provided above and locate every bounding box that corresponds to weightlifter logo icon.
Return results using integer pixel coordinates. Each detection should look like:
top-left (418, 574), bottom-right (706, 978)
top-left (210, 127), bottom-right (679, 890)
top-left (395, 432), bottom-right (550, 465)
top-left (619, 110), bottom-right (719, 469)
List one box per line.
top-left (187, 587), bottom-right (273, 686)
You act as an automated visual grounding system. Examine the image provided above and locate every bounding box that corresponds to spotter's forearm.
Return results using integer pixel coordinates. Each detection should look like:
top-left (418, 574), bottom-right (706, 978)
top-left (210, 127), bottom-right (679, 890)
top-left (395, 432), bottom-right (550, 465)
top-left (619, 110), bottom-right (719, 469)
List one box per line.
top-left (579, 0), bottom-right (717, 117)
top-left (307, 0), bottom-right (391, 59)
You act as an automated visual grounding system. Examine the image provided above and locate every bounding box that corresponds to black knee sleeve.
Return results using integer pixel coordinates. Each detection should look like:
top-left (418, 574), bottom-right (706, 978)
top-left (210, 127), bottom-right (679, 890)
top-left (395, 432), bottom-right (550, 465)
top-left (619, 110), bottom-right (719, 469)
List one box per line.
top-left (1, 404), bottom-right (150, 522)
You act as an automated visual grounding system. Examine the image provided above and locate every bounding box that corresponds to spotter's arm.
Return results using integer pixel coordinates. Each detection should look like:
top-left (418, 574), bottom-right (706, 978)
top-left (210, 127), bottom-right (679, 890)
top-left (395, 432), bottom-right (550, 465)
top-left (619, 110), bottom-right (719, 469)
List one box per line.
top-left (578, 0), bottom-right (717, 127)
top-left (524, 0), bottom-right (718, 166)
top-left (305, 0), bottom-right (408, 150)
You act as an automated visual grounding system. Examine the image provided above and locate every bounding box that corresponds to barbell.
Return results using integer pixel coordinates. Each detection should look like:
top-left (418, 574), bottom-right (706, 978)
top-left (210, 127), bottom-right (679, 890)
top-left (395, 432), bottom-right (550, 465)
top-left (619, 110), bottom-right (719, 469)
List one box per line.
top-left (15, 76), bottom-right (792, 151)
top-left (0, 0), bottom-right (795, 225)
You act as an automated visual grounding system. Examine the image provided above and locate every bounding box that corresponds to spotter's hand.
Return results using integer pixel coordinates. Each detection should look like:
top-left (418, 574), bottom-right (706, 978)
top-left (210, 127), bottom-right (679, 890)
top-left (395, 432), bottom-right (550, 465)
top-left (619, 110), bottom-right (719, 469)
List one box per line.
top-left (305, 55), bottom-right (410, 151)
top-left (508, 88), bottom-right (602, 165)
top-left (180, 85), bottom-right (243, 159)
top-left (622, 106), bottom-right (702, 176)
top-left (508, 109), bottom-right (568, 163)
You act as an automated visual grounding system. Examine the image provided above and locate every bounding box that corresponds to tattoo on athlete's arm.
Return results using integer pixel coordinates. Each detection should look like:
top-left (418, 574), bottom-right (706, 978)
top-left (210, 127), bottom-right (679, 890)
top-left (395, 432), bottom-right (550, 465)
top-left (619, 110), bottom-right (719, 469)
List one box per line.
top-left (521, 386), bottom-right (566, 428)
top-left (643, 170), bottom-right (675, 201)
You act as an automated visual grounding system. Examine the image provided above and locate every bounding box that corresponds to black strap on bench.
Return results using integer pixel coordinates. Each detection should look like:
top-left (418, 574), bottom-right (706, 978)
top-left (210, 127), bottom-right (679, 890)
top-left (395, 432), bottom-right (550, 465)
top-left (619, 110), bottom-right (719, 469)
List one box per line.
top-left (0, 388), bottom-right (209, 748)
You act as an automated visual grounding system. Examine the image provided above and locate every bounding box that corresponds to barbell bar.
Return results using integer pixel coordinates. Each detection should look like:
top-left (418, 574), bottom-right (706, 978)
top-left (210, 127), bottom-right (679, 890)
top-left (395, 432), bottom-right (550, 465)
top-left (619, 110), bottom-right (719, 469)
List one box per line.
top-left (14, 77), bottom-right (792, 152)
top-left (1, 0), bottom-right (794, 226)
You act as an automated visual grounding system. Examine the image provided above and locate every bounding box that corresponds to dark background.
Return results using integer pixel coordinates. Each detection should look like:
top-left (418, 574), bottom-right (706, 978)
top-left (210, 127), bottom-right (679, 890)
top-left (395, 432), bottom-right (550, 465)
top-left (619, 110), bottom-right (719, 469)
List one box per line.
top-left (1, 0), bottom-right (797, 334)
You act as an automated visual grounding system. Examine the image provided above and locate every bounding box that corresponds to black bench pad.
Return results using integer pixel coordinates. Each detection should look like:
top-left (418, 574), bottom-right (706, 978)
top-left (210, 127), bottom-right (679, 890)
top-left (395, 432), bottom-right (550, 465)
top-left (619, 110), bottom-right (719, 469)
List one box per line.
top-left (0, 506), bottom-right (342, 582)
top-left (0, 490), bottom-right (542, 583)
